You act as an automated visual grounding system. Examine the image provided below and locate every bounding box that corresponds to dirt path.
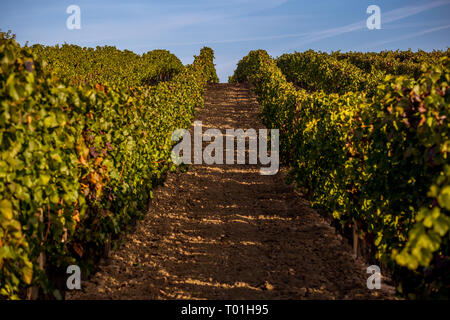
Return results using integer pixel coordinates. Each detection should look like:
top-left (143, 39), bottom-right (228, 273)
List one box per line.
top-left (68, 83), bottom-right (394, 300)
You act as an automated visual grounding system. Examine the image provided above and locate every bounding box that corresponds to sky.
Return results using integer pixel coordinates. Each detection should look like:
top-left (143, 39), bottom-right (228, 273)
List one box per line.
top-left (1, 0), bottom-right (450, 82)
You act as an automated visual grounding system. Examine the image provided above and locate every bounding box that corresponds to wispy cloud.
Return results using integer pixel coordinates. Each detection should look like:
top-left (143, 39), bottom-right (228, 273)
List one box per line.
top-left (2, 0), bottom-right (449, 82)
top-left (365, 24), bottom-right (450, 49)
top-left (381, 0), bottom-right (450, 24)
top-left (80, 0), bottom-right (289, 46)
top-left (150, 31), bottom-right (311, 47)
top-left (287, 0), bottom-right (450, 49)
top-left (381, 19), bottom-right (450, 30)
top-left (143, 0), bottom-right (450, 49)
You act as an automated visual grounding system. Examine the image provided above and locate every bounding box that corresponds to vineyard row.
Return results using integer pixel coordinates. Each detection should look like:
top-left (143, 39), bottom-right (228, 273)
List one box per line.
top-left (230, 49), bottom-right (449, 298)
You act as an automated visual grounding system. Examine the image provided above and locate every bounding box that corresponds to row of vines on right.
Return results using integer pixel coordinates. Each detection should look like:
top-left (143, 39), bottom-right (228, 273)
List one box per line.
top-left (229, 49), bottom-right (449, 298)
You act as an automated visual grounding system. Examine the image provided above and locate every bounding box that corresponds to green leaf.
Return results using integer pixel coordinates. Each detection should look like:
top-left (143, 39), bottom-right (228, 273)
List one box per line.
top-left (22, 260), bottom-right (33, 285)
top-left (39, 174), bottom-right (51, 185)
top-left (0, 246), bottom-right (14, 260)
top-left (0, 199), bottom-right (13, 220)
top-left (437, 186), bottom-right (450, 210)
top-left (6, 74), bottom-right (20, 101)
top-left (433, 215), bottom-right (450, 236)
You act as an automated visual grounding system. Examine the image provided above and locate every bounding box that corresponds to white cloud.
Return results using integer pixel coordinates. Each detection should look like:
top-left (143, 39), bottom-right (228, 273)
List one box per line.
top-left (366, 24), bottom-right (450, 48)
top-left (382, 0), bottom-right (450, 24)
top-left (287, 0), bottom-right (450, 49)
top-left (142, 0), bottom-right (450, 48)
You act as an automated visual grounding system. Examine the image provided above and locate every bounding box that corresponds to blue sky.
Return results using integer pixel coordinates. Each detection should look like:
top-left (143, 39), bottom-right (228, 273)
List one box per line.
top-left (1, 0), bottom-right (449, 82)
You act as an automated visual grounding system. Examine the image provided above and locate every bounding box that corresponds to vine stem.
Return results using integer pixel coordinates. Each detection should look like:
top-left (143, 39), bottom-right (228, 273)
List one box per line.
top-left (353, 220), bottom-right (358, 258)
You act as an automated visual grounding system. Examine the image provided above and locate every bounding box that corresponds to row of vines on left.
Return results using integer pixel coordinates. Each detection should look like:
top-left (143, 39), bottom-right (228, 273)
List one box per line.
top-left (0, 31), bottom-right (219, 299)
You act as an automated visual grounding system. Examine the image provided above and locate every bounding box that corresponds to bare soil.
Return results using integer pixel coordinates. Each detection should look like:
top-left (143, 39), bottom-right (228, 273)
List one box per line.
top-left (67, 83), bottom-right (395, 300)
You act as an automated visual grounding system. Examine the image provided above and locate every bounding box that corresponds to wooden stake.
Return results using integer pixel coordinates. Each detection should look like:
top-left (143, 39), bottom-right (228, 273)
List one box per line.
top-left (353, 221), bottom-right (358, 259)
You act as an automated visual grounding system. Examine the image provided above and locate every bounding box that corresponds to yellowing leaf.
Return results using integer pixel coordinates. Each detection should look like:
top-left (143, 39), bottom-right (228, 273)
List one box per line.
top-left (22, 261), bottom-right (33, 285)
top-left (0, 199), bottom-right (13, 220)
